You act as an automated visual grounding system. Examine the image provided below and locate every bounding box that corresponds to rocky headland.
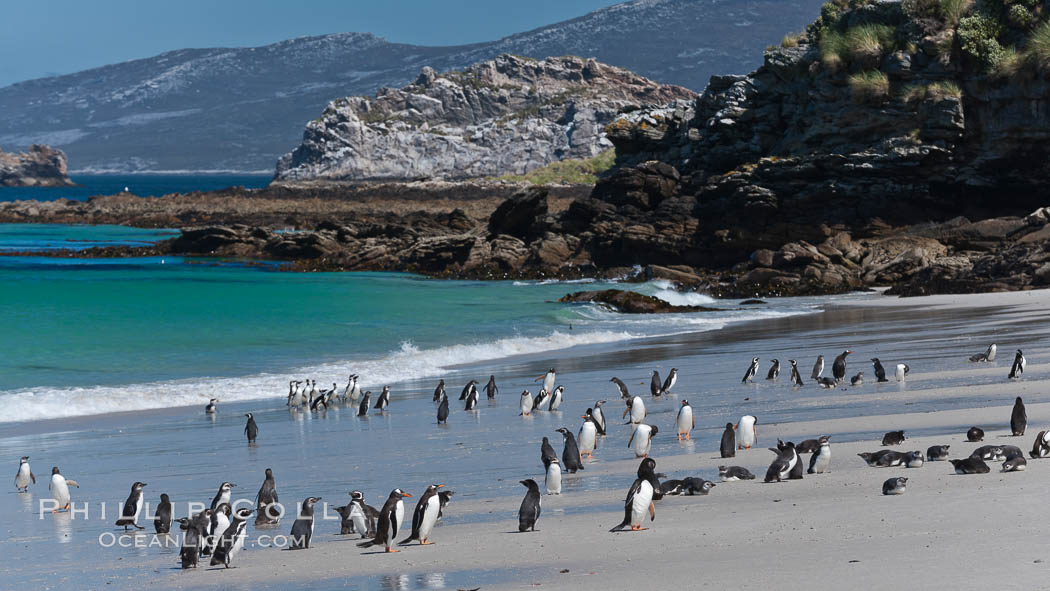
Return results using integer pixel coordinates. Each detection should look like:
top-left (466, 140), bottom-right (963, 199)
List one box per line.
top-left (0, 144), bottom-right (74, 187)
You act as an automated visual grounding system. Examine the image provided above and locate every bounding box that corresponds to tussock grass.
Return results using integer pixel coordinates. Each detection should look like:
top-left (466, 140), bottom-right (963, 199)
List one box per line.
top-left (496, 150), bottom-right (617, 185)
top-left (849, 70), bottom-right (890, 103)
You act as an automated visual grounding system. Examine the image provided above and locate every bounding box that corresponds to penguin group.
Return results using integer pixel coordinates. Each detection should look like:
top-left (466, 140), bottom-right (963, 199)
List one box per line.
top-left (283, 374), bottom-right (394, 414)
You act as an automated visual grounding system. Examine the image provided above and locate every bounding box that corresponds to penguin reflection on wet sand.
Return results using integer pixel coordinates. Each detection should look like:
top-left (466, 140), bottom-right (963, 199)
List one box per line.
top-left (610, 458), bottom-right (661, 532)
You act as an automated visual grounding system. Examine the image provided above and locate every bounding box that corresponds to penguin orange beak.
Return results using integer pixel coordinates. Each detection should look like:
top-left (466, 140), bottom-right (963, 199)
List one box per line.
top-left (403, 493), bottom-right (413, 497)
top-left (437, 484), bottom-right (445, 488)
top-left (581, 415), bottom-right (588, 419)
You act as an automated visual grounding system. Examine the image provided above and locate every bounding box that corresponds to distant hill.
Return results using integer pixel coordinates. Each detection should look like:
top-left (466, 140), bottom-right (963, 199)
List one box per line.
top-left (0, 0), bottom-right (823, 173)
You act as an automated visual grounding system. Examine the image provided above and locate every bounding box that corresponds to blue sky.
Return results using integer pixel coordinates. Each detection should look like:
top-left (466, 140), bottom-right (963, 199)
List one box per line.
top-left (1, 0), bottom-right (619, 87)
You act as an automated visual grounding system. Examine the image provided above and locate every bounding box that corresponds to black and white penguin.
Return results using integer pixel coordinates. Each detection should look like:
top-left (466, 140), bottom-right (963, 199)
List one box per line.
top-left (540, 437), bottom-right (558, 470)
top-left (534, 388), bottom-right (551, 410)
top-left (437, 395), bottom-right (450, 423)
top-left (720, 422), bottom-right (736, 458)
top-left (205, 398), bottom-right (217, 414)
top-left (764, 442), bottom-right (798, 483)
top-left (1002, 455), bottom-right (1027, 472)
top-left (682, 477), bottom-right (716, 495)
top-left (556, 427), bottom-right (585, 472)
top-left (789, 359), bottom-right (804, 387)
top-left (966, 426), bottom-right (985, 442)
top-left (14, 456), bottom-right (34, 492)
top-left (210, 482), bottom-right (235, 511)
top-left (437, 490), bottom-right (454, 519)
top-left (399, 484), bottom-right (445, 545)
top-left (537, 368), bottom-right (556, 396)
top-left (927, 445), bottom-right (950, 461)
top-left (628, 423), bottom-right (658, 458)
top-left (1030, 431), bottom-right (1050, 458)
top-left (871, 358), bottom-right (888, 382)
top-left (433, 379), bottom-right (445, 403)
top-left (48, 466), bottom-right (78, 512)
top-left (203, 503), bottom-right (231, 556)
top-left (718, 466), bottom-right (756, 481)
top-left (650, 370), bottom-right (663, 397)
top-left (737, 415), bottom-right (758, 450)
top-left (816, 377), bottom-right (837, 389)
top-left (309, 384), bottom-right (330, 410)
top-left (358, 391), bottom-right (371, 416)
top-left (659, 479), bottom-right (685, 495)
top-left (872, 451), bottom-right (909, 467)
top-left (545, 456), bottom-right (562, 495)
top-left (882, 477), bottom-right (907, 495)
top-left (610, 377), bottom-right (631, 399)
top-left (115, 481), bottom-right (148, 530)
top-left (857, 450), bottom-right (893, 466)
top-left (288, 380), bottom-right (300, 408)
top-left (519, 390), bottom-right (534, 416)
top-left (895, 363), bottom-right (909, 382)
top-left (950, 457), bottom-right (991, 474)
top-left (464, 386), bottom-right (478, 411)
top-left (244, 413), bottom-right (258, 444)
top-left (374, 386), bottom-right (391, 411)
top-left (459, 380), bottom-right (477, 401)
top-left (661, 368), bottom-right (678, 394)
top-left (778, 440), bottom-right (804, 479)
top-left (882, 430), bottom-right (906, 446)
top-left (675, 400), bottom-right (694, 441)
top-left (832, 350), bottom-right (852, 382)
top-left (484, 375), bottom-right (499, 399)
top-left (811, 355), bottom-right (824, 380)
top-left (970, 343), bottom-right (997, 362)
top-left (905, 450), bottom-right (925, 468)
top-left (808, 436), bottom-right (831, 474)
top-left (970, 445), bottom-right (1006, 461)
top-left (850, 372), bottom-right (864, 386)
top-left (766, 359), bottom-right (780, 381)
top-left (358, 489), bottom-right (411, 552)
top-left (795, 438), bottom-right (821, 454)
top-left (154, 493), bottom-right (173, 534)
top-left (623, 395), bottom-right (646, 424)
top-left (1012, 396), bottom-right (1027, 436)
top-left (1009, 349), bottom-right (1026, 379)
top-left (255, 468), bottom-right (279, 525)
top-left (187, 509), bottom-right (211, 560)
top-left (517, 479), bottom-right (542, 532)
top-left (210, 508), bottom-right (253, 567)
top-left (579, 411), bottom-right (599, 459)
top-left (177, 517), bottom-right (202, 568)
top-left (741, 357), bottom-right (759, 383)
top-left (548, 385), bottom-right (565, 411)
top-left (347, 490), bottom-right (378, 537)
top-left (610, 458), bottom-right (660, 532)
top-left (592, 400), bottom-right (608, 435)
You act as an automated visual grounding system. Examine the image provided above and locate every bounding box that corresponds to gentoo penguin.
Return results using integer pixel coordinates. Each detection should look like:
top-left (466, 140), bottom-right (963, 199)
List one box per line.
top-left (556, 427), bottom-right (585, 472)
top-left (255, 468), bottom-right (279, 525)
top-left (48, 466), bottom-right (78, 512)
top-left (967, 426), bottom-right (985, 442)
top-left (650, 370), bottom-right (663, 397)
top-left (871, 358), bottom-right (888, 382)
top-left (811, 355), bottom-right (824, 380)
top-left (211, 508), bottom-right (253, 567)
top-left (675, 400), bottom-right (694, 440)
top-left (358, 391), bottom-right (371, 416)
top-left (548, 385), bottom-right (565, 411)
top-left (484, 375), bottom-right (499, 399)
top-left (720, 423), bottom-right (736, 458)
top-left (628, 423), bottom-right (659, 458)
top-left (766, 359), bottom-right (780, 381)
top-left (808, 436), bottom-right (831, 474)
top-left (927, 445), bottom-right (950, 461)
top-left (610, 377), bottom-right (631, 399)
top-left (545, 456), bottom-right (562, 495)
top-left (970, 344), bottom-right (997, 362)
top-left (211, 482), bottom-right (235, 511)
top-left (832, 350), bottom-right (852, 382)
top-left (661, 368), bottom-right (678, 394)
top-left (374, 386), bottom-right (391, 411)
top-left (540, 437), bottom-right (558, 470)
top-left (1009, 349), bottom-right (1026, 379)
top-left (14, 456), bottom-right (34, 492)
top-left (244, 413), bottom-right (258, 444)
top-left (177, 517), bottom-right (202, 568)
top-left (682, 477), bottom-right (716, 495)
top-left (881, 430), bottom-right (906, 446)
top-left (850, 372), bottom-right (864, 386)
top-left (358, 489), bottom-right (411, 552)
top-left (517, 479), bottom-right (542, 532)
top-left (399, 484), bottom-right (445, 545)
top-left (115, 481), bottom-right (148, 530)
top-left (1030, 431), bottom-right (1050, 458)
top-left (816, 377), bottom-right (837, 389)
top-left (437, 490), bottom-right (454, 519)
top-left (534, 388), bottom-right (551, 410)
top-left (882, 477), bottom-right (907, 495)
top-left (737, 415), bottom-right (757, 450)
top-left (789, 359), bottom-right (804, 387)
top-left (464, 386), bottom-right (478, 411)
top-left (895, 363), bottom-right (909, 382)
top-left (459, 380), bottom-right (477, 401)
top-left (437, 395), bottom-right (450, 423)
top-left (905, 450), bottom-right (925, 468)
top-left (623, 395), bottom-right (646, 425)
top-left (592, 400), bottom-right (608, 435)
top-left (433, 379), bottom-right (445, 403)
top-left (537, 368), bottom-right (556, 396)
top-left (741, 357), bottom-right (759, 383)
top-left (519, 390), bottom-right (534, 416)
top-left (579, 411), bottom-right (599, 459)
top-left (718, 465), bottom-right (756, 481)
top-left (155, 493), bottom-right (173, 534)
top-left (204, 503), bottom-right (231, 556)
top-left (1002, 455), bottom-right (1028, 472)
top-left (950, 457), bottom-right (991, 474)
top-left (205, 398), bottom-right (218, 414)
top-left (1011, 396), bottom-right (1027, 436)
top-left (609, 458), bottom-right (660, 532)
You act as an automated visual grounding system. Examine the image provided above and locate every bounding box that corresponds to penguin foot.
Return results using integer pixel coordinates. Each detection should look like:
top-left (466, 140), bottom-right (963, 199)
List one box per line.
top-left (421, 539), bottom-right (433, 545)
top-left (630, 526), bottom-right (648, 531)
top-left (385, 547), bottom-right (400, 553)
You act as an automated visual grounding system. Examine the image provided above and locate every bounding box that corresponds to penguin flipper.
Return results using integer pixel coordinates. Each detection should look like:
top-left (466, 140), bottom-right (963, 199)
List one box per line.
top-left (66, 480), bottom-right (79, 488)
top-left (30, 472), bottom-right (35, 484)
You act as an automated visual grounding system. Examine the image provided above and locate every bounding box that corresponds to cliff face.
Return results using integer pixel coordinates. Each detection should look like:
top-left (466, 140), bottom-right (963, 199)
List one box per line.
top-left (0, 144), bottom-right (74, 187)
top-left (274, 55), bottom-right (695, 182)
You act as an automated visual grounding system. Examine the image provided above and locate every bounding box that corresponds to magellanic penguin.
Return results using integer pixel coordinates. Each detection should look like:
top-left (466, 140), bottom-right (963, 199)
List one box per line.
top-left (737, 415), bottom-right (757, 450)
top-left (579, 411), bottom-right (599, 459)
top-left (811, 355), bottom-right (824, 380)
top-left (115, 481), bottom-right (148, 530)
top-left (519, 390), bottom-right (534, 416)
top-left (718, 466), bottom-right (756, 481)
top-left (464, 386), bottom-right (479, 411)
top-left (871, 358), bottom-right (888, 382)
top-left (540, 436), bottom-right (558, 470)
top-left (808, 436), bottom-right (831, 474)
top-left (211, 508), bottom-right (253, 567)
top-left (155, 493), bottom-right (173, 534)
top-left (347, 490), bottom-right (378, 537)
top-left (15, 456), bottom-right (35, 492)
top-left (211, 481), bottom-right (235, 511)
top-left (244, 413), bottom-right (258, 444)
top-left (1002, 455), bottom-right (1027, 472)
top-left (348, 375), bottom-right (362, 402)
top-left (610, 377), bottom-right (631, 399)
top-left (1030, 431), bottom-right (1050, 458)
top-left (556, 427), bottom-right (585, 472)
top-left (534, 388), bottom-right (551, 410)
top-left (816, 376), bottom-right (837, 389)
top-left (832, 350), bottom-right (852, 382)
top-left (186, 509), bottom-right (211, 560)
top-left (1012, 396), bottom-right (1027, 436)
top-left (433, 379), bottom-right (445, 403)
top-left (720, 423), bottom-right (736, 458)
top-left (662, 368), bottom-right (678, 394)
top-left (970, 344), bottom-right (997, 362)
top-left (682, 477), bottom-right (716, 495)
top-left (459, 379), bottom-right (477, 401)
top-left (358, 391), bottom-right (371, 416)
top-left (484, 375), bottom-right (499, 399)
top-left (592, 400), bottom-right (608, 435)
top-left (950, 457), bottom-right (991, 474)
top-left (518, 479), bottom-right (542, 532)
top-left (675, 400), bottom-right (694, 440)
top-left (537, 368), bottom-right (556, 395)
top-left (48, 466), bottom-right (78, 512)
top-left (204, 504), bottom-right (231, 556)
top-left (548, 385), bottom-right (565, 411)
top-left (545, 457), bottom-right (562, 495)
top-left (628, 423), bottom-right (659, 458)
top-left (650, 370), bottom-right (663, 397)
top-left (177, 517), bottom-right (202, 568)
top-left (763, 442), bottom-right (797, 483)
top-left (344, 374), bottom-right (359, 402)
top-left (609, 458), bottom-right (660, 532)
top-left (882, 477), bottom-right (907, 495)
top-left (358, 489), bottom-right (411, 552)
top-left (623, 395), bottom-right (646, 425)
top-left (789, 360), bottom-right (804, 387)
top-left (895, 363), bottom-right (909, 382)
top-left (741, 357), bottom-right (759, 383)
top-left (437, 394), bottom-right (450, 423)
top-left (255, 468), bottom-right (279, 525)
top-left (850, 372), bottom-right (864, 386)
top-left (205, 398), bottom-right (217, 414)
top-left (437, 490), bottom-right (454, 519)
top-left (766, 359), bottom-right (780, 381)
top-left (288, 380), bottom-right (299, 408)
top-left (399, 484), bottom-right (445, 545)
top-left (1009, 349), bottom-right (1026, 379)
top-left (967, 426), bottom-right (985, 442)
top-left (882, 430), bottom-right (906, 446)
top-left (374, 386), bottom-right (391, 411)
top-left (927, 445), bottom-right (951, 461)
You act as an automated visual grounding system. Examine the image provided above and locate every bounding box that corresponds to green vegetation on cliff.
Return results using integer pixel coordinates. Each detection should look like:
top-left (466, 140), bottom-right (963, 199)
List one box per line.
top-left (496, 150), bottom-right (616, 185)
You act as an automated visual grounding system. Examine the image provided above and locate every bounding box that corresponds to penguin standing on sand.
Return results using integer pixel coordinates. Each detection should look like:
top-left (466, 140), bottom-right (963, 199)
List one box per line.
top-left (346, 490), bottom-right (378, 537)
top-left (675, 400), bottom-right (694, 440)
top-left (255, 468), bottom-right (279, 525)
top-left (1012, 397), bottom-right (1027, 436)
top-left (177, 517), bottom-right (202, 568)
top-left (832, 350), bottom-right (852, 382)
top-left (545, 457), bottom-right (562, 495)
top-left (517, 479), bottom-right (542, 532)
top-left (211, 482), bottom-right (235, 511)
top-left (374, 386), bottom-right (391, 411)
top-left (358, 391), bottom-right (371, 416)
top-left (204, 504), bottom-right (231, 556)
top-left (244, 413), bottom-right (258, 444)
top-left (437, 395), bottom-right (449, 424)
top-left (623, 396), bottom-right (646, 424)
top-left (662, 368), bottom-right (678, 394)
top-left (883, 477), bottom-right (907, 495)
top-left (1010, 350), bottom-right (1026, 379)
top-left (48, 467), bottom-right (78, 512)
top-left (358, 489), bottom-right (412, 552)
top-left (808, 436), bottom-right (831, 474)
top-left (399, 484), bottom-right (445, 545)
top-left (154, 493), bottom-right (173, 534)
top-left (742, 357), bottom-right (759, 383)
top-left (592, 400), bottom-right (608, 435)
top-left (210, 508), bottom-right (253, 567)
top-left (811, 355), bottom-right (824, 380)
top-left (556, 427), bottom-right (585, 473)
top-left (115, 481), bottom-right (147, 530)
top-left (610, 458), bottom-right (660, 532)
top-left (459, 380), bottom-right (477, 401)
top-left (1031, 431), bottom-right (1050, 458)
top-left (789, 360), bottom-right (804, 387)
top-left (432, 379), bottom-right (445, 403)
top-left (650, 371), bottom-right (663, 397)
top-left (610, 377), bottom-right (631, 399)
top-left (540, 437), bottom-right (558, 470)
top-left (970, 344), bottom-right (997, 362)
top-left (484, 375), bottom-right (499, 399)
top-left (872, 358), bottom-right (889, 382)
top-left (519, 390), bottom-right (534, 416)
top-left (766, 359), bottom-right (780, 381)
top-left (628, 423), bottom-right (658, 458)
top-left (579, 411), bottom-right (599, 459)
top-left (14, 456), bottom-right (34, 492)
top-left (737, 415), bottom-right (757, 450)
top-left (720, 423), bottom-right (736, 458)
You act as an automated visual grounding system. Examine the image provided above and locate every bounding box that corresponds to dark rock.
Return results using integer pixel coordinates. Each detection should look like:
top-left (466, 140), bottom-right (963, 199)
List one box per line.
top-left (487, 186), bottom-right (548, 240)
top-left (558, 289), bottom-right (719, 314)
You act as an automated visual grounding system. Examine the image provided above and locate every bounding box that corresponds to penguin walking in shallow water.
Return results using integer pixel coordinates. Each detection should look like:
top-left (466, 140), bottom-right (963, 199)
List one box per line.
top-left (437, 395), bottom-right (450, 424)
top-left (154, 493), bottom-right (173, 534)
top-left (895, 364), bottom-right (909, 382)
top-left (1010, 349), bottom-right (1026, 379)
top-left (534, 388), bottom-right (551, 410)
top-left (623, 395), bottom-right (646, 424)
top-left (556, 427), bottom-right (585, 472)
top-left (742, 357), bottom-right (759, 383)
top-left (789, 360), bottom-right (804, 387)
top-left (811, 355), bottom-right (824, 380)
top-left (610, 458), bottom-right (660, 532)
top-left (650, 370), bottom-right (663, 397)
top-left (737, 415), bottom-right (757, 450)
top-left (484, 375), bottom-right (499, 399)
top-left (970, 343), bottom-right (997, 362)
top-left (537, 368), bottom-right (556, 395)
top-left (592, 400), bottom-right (608, 435)
top-left (464, 386), bottom-right (479, 411)
top-left (358, 489), bottom-right (411, 552)
top-left (519, 390), bottom-right (534, 416)
top-left (358, 391), bottom-right (371, 416)
top-left (850, 372), bottom-right (864, 386)
top-left (374, 386), bottom-right (391, 411)
top-left (115, 481), bottom-right (147, 530)
top-left (211, 508), bottom-right (253, 567)
top-left (433, 379), bottom-right (445, 403)
top-left (871, 358), bottom-right (888, 382)
top-left (1011, 397), bottom-right (1027, 436)
top-left (518, 479), bottom-right (542, 532)
top-left (629, 423), bottom-right (658, 458)
top-left (662, 368), bottom-right (678, 394)
top-left (244, 413), bottom-right (258, 444)
top-left (832, 350), bottom-right (852, 382)
top-left (211, 482), bottom-right (235, 511)
top-left (400, 484), bottom-right (445, 545)
top-left (48, 467), bottom-right (78, 512)
top-left (720, 423), bottom-right (736, 458)
top-left (255, 468), bottom-right (279, 525)
top-left (675, 400), bottom-right (694, 440)
top-left (545, 457), bottom-right (562, 495)
top-left (766, 359), bottom-right (780, 381)
top-left (610, 377), bottom-right (630, 399)
top-left (205, 399), bottom-right (217, 414)
top-left (14, 456), bottom-right (34, 492)
top-left (579, 412), bottom-right (599, 459)
top-left (548, 385), bottom-right (565, 411)
top-left (459, 380), bottom-right (477, 401)
top-left (808, 436), bottom-right (831, 474)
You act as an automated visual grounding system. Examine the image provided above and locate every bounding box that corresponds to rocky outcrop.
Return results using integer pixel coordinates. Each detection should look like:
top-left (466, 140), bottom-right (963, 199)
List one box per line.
top-left (558, 289), bottom-right (719, 313)
top-left (275, 55), bottom-right (695, 182)
top-left (0, 145), bottom-right (74, 186)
